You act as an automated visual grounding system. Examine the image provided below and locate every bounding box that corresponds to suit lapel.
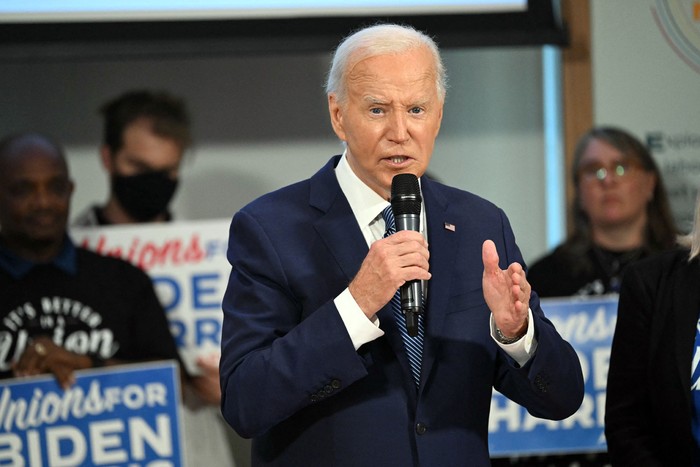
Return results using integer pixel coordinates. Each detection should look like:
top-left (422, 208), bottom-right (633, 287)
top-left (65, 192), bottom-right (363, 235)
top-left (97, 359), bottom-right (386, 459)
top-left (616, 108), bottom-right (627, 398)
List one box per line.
top-left (309, 163), bottom-right (461, 393)
top-left (310, 157), bottom-right (368, 283)
top-left (418, 179), bottom-right (459, 388)
top-left (309, 158), bottom-right (420, 388)
top-left (313, 207), bottom-right (368, 282)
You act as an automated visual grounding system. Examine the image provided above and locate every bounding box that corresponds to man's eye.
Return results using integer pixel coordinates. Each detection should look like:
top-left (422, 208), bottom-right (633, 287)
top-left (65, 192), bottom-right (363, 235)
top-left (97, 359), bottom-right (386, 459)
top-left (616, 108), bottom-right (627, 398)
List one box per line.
top-left (370, 108), bottom-right (383, 115)
top-left (409, 107), bottom-right (423, 114)
top-left (49, 180), bottom-right (70, 196)
top-left (9, 184), bottom-right (32, 198)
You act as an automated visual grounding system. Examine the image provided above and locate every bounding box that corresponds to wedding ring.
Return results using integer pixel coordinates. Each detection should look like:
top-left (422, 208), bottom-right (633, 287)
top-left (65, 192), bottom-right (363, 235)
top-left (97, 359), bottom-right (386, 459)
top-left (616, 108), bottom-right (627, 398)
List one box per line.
top-left (34, 342), bottom-right (47, 356)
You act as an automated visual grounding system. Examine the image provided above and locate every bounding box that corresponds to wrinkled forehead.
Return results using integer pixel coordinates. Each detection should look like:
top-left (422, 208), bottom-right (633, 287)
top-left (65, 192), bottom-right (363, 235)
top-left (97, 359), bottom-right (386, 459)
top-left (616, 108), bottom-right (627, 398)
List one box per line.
top-left (348, 44), bottom-right (434, 72)
top-left (346, 48), bottom-right (438, 91)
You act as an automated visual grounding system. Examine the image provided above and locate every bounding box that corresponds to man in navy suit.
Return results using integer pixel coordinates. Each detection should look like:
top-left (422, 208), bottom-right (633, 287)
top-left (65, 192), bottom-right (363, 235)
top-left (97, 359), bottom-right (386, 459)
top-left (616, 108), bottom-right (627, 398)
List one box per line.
top-left (220, 23), bottom-right (583, 466)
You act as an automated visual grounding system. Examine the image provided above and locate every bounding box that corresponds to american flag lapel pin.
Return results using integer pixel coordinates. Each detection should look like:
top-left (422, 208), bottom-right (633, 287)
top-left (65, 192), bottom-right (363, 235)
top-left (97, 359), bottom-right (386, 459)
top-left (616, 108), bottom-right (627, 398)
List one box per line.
top-left (444, 222), bottom-right (456, 232)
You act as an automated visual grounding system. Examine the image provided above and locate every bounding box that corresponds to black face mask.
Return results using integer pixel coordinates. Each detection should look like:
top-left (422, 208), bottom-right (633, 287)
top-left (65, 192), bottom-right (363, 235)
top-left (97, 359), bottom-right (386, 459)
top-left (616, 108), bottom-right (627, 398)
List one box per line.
top-left (112, 171), bottom-right (178, 222)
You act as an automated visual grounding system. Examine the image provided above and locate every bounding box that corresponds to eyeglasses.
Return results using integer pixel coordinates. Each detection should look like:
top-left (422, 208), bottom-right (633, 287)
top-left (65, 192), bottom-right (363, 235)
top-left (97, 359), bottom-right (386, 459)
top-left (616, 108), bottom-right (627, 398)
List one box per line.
top-left (578, 160), bottom-right (642, 182)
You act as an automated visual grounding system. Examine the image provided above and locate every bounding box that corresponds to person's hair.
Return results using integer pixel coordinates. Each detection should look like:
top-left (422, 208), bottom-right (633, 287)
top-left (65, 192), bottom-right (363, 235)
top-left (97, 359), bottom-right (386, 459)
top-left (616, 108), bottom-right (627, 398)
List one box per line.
top-left (678, 193), bottom-right (700, 260)
top-left (100, 89), bottom-right (191, 154)
top-left (325, 23), bottom-right (447, 104)
top-left (560, 126), bottom-right (678, 270)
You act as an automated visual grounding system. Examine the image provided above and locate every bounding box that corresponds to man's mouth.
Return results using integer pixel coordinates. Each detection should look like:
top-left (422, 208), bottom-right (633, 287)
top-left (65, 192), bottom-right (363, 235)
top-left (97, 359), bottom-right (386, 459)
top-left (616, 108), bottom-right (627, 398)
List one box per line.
top-left (28, 213), bottom-right (60, 228)
top-left (389, 156), bottom-right (407, 164)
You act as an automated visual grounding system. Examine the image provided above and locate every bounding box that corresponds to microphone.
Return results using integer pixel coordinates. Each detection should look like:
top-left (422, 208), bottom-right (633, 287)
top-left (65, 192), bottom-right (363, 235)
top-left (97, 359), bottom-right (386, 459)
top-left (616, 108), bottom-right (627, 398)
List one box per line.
top-left (390, 173), bottom-right (424, 337)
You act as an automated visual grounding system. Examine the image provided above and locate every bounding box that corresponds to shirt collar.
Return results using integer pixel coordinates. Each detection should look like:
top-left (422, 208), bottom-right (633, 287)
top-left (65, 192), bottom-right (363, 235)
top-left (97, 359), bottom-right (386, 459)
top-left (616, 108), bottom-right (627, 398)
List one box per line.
top-left (335, 151), bottom-right (391, 228)
top-left (335, 151), bottom-right (426, 227)
top-left (0, 235), bottom-right (78, 279)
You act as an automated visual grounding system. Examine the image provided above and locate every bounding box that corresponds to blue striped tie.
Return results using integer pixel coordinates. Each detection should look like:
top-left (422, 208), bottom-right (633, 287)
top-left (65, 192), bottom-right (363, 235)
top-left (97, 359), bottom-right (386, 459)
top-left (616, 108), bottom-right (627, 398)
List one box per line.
top-left (381, 205), bottom-right (425, 387)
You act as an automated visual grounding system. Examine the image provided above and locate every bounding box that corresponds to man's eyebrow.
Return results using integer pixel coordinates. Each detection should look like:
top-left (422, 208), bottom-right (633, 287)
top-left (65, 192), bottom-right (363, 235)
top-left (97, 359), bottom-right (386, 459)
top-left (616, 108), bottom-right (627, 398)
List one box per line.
top-left (124, 154), bottom-right (152, 167)
top-left (363, 95), bottom-right (385, 105)
top-left (410, 97), bottom-right (431, 107)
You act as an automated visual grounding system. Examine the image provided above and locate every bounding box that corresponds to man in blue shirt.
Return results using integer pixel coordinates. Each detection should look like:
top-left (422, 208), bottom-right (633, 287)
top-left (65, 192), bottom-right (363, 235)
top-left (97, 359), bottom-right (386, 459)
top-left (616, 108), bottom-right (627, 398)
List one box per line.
top-left (0, 132), bottom-right (180, 387)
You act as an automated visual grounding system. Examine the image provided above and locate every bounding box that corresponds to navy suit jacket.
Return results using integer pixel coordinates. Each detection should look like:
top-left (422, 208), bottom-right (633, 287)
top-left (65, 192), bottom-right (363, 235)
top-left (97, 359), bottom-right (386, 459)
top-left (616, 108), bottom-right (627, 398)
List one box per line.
top-left (220, 156), bottom-right (583, 466)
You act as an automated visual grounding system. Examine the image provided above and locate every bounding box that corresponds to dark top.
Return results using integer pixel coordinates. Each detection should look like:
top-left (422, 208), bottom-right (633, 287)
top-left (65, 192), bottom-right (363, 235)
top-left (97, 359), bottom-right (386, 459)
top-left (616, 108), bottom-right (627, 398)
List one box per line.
top-left (72, 204), bottom-right (172, 226)
top-left (0, 237), bottom-right (180, 379)
top-left (527, 244), bottom-right (647, 298)
top-left (605, 248), bottom-right (699, 466)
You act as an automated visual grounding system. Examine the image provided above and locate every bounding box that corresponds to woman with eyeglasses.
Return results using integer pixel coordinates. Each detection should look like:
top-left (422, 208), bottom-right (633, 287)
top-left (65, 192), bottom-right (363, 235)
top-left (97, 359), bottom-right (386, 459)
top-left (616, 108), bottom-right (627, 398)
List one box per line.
top-left (513, 126), bottom-right (679, 467)
top-left (527, 126), bottom-right (678, 298)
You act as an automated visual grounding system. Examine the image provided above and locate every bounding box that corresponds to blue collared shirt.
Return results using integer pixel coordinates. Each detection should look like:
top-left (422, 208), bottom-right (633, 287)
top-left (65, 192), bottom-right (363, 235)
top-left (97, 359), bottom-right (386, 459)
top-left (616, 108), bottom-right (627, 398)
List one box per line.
top-left (0, 236), bottom-right (77, 279)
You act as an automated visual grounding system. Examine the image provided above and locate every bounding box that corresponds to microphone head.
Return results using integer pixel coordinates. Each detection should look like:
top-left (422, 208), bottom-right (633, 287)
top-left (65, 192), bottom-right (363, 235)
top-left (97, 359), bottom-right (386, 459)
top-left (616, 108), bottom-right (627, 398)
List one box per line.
top-left (391, 173), bottom-right (421, 216)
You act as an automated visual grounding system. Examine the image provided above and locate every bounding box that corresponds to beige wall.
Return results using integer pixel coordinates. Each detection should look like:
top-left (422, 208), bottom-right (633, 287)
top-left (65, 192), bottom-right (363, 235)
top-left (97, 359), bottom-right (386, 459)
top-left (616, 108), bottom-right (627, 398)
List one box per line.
top-left (591, 0), bottom-right (700, 230)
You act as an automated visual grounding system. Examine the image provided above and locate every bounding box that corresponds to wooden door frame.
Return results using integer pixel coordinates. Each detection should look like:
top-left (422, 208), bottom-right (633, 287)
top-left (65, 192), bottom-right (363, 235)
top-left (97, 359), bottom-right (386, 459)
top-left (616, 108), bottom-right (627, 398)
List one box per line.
top-left (561, 0), bottom-right (593, 232)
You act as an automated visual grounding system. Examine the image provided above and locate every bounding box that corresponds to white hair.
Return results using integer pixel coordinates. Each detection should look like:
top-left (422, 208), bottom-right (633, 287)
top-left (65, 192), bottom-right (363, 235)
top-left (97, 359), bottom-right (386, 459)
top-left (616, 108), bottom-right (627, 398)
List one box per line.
top-left (325, 23), bottom-right (447, 104)
top-left (678, 191), bottom-right (700, 261)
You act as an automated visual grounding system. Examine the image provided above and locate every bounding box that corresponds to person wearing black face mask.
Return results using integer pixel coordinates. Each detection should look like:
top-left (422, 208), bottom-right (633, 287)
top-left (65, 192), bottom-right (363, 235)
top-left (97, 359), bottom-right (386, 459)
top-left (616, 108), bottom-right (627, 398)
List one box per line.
top-left (111, 170), bottom-right (179, 222)
top-left (72, 90), bottom-right (242, 467)
top-left (73, 89), bottom-right (189, 226)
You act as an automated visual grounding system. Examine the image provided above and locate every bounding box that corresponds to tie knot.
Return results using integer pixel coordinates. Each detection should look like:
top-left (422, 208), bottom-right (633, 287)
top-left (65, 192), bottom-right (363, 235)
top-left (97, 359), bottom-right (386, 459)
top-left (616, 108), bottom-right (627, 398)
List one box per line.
top-left (381, 205), bottom-right (395, 237)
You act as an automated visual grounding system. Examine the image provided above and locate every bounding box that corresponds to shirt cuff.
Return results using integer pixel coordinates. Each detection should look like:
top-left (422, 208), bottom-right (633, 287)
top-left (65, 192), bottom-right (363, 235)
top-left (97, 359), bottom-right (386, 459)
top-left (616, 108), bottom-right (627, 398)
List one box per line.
top-left (335, 288), bottom-right (385, 350)
top-left (490, 309), bottom-right (538, 367)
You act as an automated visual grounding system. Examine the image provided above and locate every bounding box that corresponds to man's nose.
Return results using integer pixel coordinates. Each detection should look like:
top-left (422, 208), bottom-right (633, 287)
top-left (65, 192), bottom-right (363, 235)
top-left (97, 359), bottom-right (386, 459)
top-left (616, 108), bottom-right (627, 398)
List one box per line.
top-left (387, 112), bottom-right (409, 143)
top-left (32, 186), bottom-right (57, 208)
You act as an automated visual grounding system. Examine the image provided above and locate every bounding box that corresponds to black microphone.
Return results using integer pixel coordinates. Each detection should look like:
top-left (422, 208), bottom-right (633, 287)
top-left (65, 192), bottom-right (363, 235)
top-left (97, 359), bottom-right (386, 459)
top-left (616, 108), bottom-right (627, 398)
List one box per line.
top-left (390, 173), bottom-right (424, 337)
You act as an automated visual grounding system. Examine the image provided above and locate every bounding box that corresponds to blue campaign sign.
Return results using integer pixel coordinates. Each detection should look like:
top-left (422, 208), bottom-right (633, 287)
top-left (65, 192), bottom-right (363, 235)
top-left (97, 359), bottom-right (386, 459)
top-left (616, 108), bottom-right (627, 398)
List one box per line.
top-left (489, 296), bottom-right (618, 456)
top-left (71, 220), bottom-right (230, 377)
top-left (0, 361), bottom-right (183, 466)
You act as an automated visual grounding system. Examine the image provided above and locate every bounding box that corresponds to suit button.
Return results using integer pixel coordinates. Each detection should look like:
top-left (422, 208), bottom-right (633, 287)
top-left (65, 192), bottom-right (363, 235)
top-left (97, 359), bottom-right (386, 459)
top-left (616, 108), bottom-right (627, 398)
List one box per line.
top-left (331, 379), bottom-right (341, 389)
top-left (324, 384), bottom-right (333, 394)
top-left (415, 423), bottom-right (427, 435)
top-left (534, 373), bottom-right (549, 393)
top-left (310, 394), bottom-right (319, 403)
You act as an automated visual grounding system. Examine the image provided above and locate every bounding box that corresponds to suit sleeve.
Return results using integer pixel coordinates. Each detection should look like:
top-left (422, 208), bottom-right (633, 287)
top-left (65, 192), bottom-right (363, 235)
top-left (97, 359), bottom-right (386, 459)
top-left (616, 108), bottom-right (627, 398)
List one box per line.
top-left (604, 264), bottom-right (664, 466)
top-left (219, 209), bottom-right (369, 438)
top-left (491, 209), bottom-right (585, 421)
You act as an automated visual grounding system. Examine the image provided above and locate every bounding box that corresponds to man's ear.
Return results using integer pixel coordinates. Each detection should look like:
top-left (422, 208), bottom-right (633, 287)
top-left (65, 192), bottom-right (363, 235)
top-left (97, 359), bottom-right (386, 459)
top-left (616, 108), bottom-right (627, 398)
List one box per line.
top-left (434, 103), bottom-right (444, 138)
top-left (100, 145), bottom-right (115, 174)
top-left (328, 93), bottom-right (346, 142)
